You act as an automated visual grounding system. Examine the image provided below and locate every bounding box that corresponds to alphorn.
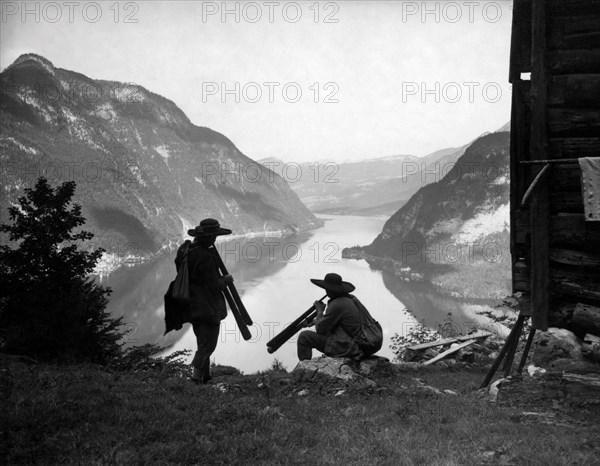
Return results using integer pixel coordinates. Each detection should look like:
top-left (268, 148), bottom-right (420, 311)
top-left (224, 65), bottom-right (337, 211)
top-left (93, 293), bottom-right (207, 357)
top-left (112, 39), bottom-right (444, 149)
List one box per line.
top-left (210, 246), bottom-right (252, 341)
top-left (266, 295), bottom-right (327, 354)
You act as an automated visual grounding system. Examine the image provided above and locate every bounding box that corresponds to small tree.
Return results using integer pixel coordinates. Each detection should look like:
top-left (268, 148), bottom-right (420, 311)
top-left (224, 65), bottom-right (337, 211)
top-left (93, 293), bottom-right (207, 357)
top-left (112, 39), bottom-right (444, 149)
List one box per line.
top-left (0, 177), bottom-right (124, 363)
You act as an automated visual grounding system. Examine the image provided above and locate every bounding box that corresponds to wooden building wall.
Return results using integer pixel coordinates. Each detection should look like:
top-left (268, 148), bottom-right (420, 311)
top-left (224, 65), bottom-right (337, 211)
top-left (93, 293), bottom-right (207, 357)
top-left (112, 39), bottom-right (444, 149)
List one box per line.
top-left (510, 0), bottom-right (600, 335)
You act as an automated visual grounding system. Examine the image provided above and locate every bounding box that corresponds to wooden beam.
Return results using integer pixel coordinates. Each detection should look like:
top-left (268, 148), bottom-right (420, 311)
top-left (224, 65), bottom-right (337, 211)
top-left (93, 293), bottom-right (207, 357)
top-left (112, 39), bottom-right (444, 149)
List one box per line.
top-left (423, 340), bottom-right (476, 366)
top-left (550, 50), bottom-right (600, 74)
top-left (517, 328), bottom-right (537, 373)
top-left (552, 268), bottom-right (600, 303)
top-left (521, 163), bottom-right (550, 207)
top-left (550, 249), bottom-right (600, 267)
top-left (530, 0), bottom-right (550, 331)
top-left (550, 214), bottom-right (600, 247)
top-left (548, 74), bottom-right (600, 108)
top-left (480, 315), bottom-right (526, 389)
top-left (406, 331), bottom-right (493, 351)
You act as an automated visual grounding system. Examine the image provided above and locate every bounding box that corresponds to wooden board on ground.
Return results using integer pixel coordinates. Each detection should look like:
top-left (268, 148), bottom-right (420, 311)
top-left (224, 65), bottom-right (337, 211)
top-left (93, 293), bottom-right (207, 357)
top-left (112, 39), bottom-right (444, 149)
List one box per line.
top-left (407, 330), bottom-right (493, 351)
top-left (423, 340), bottom-right (477, 366)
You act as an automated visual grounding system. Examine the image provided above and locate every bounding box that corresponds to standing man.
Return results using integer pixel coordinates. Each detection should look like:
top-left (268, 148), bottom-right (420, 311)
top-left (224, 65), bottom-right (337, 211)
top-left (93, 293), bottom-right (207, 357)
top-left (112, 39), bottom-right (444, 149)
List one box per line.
top-left (297, 273), bottom-right (365, 361)
top-left (175, 218), bottom-right (233, 383)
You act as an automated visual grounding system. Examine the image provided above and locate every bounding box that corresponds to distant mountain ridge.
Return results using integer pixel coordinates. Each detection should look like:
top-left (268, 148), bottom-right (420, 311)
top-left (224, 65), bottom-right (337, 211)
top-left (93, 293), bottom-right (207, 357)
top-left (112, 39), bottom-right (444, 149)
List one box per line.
top-left (261, 142), bottom-right (477, 216)
top-left (0, 54), bottom-right (320, 260)
top-left (344, 131), bottom-right (512, 299)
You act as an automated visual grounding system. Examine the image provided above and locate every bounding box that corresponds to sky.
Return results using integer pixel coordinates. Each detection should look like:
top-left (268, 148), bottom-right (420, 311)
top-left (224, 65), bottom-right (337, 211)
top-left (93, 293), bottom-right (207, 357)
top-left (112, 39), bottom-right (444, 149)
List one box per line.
top-left (1, 0), bottom-right (513, 163)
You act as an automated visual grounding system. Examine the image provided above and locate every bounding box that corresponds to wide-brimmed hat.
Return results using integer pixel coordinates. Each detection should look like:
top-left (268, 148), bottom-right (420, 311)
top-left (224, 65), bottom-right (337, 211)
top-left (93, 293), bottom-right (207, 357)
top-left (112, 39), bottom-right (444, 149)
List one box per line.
top-left (188, 218), bottom-right (232, 237)
top-left (310, 273), bottom-right (355, 294)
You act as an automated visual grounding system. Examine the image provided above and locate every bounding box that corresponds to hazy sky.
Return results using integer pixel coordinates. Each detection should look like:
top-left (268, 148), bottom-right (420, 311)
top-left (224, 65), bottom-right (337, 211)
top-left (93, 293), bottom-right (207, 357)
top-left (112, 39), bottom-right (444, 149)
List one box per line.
top-left (1, 1), bottom-right (513, 163)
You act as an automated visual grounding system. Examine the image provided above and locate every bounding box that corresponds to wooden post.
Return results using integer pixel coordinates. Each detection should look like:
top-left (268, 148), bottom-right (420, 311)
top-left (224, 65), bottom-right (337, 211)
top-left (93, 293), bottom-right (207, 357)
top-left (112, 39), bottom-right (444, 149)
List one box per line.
top-left (529, 0), bottom-right (550, 331)
top-left (480, 317), bottom-right (525, 389)
top-left (503, 316), bottom-right (527, 377)
top-left (517, 328), bottom-right (537, 373)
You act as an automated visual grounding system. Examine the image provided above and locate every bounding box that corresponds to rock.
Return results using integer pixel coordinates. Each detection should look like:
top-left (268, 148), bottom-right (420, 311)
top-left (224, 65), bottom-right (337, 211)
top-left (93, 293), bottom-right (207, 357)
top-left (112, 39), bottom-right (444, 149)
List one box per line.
top-left (292, 357), bottom-right (377, 388)
top-left (488, 378), bottom-right (509, 403)
top-left (296, 389), bottom-right (309, 396)
top-left (356, 356), bottom-right (390, 377)
top-left (457, 347), bottom-right (475, 363)
top-left (532, 328), bottom-right (584, 369)
top-left (526, 364), bottom-right (546, 377)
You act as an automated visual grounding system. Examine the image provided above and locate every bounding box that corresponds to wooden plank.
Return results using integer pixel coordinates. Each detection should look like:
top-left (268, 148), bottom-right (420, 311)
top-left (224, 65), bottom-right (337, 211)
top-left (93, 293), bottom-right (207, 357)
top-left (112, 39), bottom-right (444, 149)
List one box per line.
top-left (548, 165), bottom-right (581, 191)
top-left (549, 0), bottom-right (600, 14)
top-left (550, 191), bottom-right (583, 214)
top-left (550, 214), bottom-right (600, 248)
top-left (530, 0), bottom-right (550, 331)
top-left (548, 74), bottom-right (600, 107)
top-left (549, 137), bottom-right (600, 159)
top-left (550, 249), bottom-right (600, 267)
top-left (548, 109), bottom-right (600, 137)
top-left (423, 340), bottom-right (476, 366)
top-left (552, 268), bottom-right (600, 303)
top-left (550, 50), bottom-right (600, 74)
top-left (549, 12), bottom-right (600, 51)
top-left (406, 331), bottom-right (492, 351)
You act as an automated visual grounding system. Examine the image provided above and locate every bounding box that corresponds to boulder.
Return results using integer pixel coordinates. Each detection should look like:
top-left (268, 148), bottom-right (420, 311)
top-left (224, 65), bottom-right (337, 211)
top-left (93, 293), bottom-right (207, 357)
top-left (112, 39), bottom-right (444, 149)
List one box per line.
top-left (532, 328), bottom-right (595, 370)
top-left (292, 357), bottom-right (379, 388)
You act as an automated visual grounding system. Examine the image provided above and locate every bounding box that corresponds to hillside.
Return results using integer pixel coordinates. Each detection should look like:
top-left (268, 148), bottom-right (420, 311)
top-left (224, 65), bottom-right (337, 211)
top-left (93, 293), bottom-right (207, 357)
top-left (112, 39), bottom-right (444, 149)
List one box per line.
top-left (0, 54), bottom-right (321, 261)
top-left (344, 132), bottom-right (512, 298)
top-left (4, 357), bottom-right (598, 465)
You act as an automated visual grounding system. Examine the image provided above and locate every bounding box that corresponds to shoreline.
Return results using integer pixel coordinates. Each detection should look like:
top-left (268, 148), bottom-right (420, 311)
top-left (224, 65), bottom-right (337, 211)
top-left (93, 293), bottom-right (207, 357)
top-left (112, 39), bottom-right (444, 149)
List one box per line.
top-left (93, 222), bottom-right (323, 278)
top-left (342, 248), bottom-right (509, 302)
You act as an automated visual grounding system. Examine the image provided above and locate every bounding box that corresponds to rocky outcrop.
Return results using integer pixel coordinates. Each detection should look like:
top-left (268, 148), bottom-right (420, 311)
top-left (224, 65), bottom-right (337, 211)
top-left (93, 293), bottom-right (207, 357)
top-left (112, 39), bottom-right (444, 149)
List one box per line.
top-left (292, 356), bottom-right (392, 388)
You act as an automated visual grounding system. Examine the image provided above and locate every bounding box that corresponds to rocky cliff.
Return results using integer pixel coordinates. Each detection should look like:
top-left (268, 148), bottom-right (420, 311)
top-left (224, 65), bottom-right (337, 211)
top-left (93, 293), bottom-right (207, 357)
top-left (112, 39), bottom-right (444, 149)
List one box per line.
top-left (0, 54), bottom-right (320, 260)
top-left (345, 131), bottom-right (512, 298)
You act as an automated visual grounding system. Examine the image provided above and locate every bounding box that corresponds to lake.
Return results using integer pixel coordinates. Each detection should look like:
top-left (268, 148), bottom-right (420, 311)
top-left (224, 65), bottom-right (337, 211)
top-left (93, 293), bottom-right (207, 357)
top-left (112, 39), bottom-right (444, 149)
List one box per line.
top-left (104, 214), bottom-right (502, 373)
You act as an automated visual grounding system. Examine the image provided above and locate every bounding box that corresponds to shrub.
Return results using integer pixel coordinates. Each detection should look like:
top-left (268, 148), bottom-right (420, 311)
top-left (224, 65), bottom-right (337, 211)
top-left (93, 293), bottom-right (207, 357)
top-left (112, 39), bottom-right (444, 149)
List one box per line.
top-left (390, 316), bottom-right (440, 362)
top-left (0, 177), bottom-right (123, 363)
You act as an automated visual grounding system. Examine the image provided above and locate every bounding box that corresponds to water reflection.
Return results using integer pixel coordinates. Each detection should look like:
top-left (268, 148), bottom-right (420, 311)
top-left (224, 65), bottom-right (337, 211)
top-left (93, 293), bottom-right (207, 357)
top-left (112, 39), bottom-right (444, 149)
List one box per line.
top-left (105, 215), bottom-right (502, 373)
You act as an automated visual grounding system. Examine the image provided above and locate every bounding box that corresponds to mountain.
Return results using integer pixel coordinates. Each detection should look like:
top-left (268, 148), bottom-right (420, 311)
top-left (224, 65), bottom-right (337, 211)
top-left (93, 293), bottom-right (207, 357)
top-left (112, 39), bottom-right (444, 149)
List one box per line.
top-left (0, 54), bottom-right (321, 260)
top-left (344, 131), bottom-right (512, 299)
top-left (260, 144), bottom-right (470, 216)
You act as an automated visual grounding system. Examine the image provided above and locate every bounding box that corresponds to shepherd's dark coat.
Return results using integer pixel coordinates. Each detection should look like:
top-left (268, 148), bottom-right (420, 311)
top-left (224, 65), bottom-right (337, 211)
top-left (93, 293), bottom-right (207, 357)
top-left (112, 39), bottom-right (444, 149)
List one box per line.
top-left (164, 240), bottom-right (227, 334)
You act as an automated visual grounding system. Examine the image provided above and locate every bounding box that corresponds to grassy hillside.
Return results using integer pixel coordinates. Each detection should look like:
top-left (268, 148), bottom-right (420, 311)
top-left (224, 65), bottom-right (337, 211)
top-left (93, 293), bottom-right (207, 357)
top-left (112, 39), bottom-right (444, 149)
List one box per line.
top-left (3, 358), bottom-right (599, 465)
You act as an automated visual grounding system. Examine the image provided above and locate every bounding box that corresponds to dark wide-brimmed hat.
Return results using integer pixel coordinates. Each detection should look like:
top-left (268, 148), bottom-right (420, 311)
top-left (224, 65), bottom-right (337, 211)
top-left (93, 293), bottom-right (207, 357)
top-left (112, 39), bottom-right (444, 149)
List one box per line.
top-left (310, 273), bottom-right (355, 294)
top-left (188, 218), bottom-right (232, 237)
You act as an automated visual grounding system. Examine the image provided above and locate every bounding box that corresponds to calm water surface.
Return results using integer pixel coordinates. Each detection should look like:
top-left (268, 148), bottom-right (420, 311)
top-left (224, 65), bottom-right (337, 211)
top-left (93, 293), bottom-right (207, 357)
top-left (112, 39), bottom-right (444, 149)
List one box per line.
top-left (105, 215), bottom-right (500, 373)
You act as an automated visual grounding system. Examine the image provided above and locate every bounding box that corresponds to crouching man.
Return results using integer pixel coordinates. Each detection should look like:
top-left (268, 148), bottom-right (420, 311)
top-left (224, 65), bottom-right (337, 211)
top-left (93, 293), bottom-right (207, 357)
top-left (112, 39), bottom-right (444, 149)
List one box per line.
top-left (297, 273), bottom-right (374, 361)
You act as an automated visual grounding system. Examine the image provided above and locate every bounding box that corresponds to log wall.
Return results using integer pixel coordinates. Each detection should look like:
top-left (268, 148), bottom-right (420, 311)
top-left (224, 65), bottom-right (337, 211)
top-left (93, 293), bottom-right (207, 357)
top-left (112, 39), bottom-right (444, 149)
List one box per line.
top-left (510, 0), bottom-right (600, 336)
